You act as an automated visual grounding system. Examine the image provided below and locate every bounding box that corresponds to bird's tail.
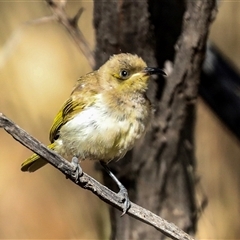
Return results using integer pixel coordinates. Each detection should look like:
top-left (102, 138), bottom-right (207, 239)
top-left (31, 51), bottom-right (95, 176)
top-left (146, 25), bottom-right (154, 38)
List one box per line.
top-left (21, 143), bottom-right (55, 172)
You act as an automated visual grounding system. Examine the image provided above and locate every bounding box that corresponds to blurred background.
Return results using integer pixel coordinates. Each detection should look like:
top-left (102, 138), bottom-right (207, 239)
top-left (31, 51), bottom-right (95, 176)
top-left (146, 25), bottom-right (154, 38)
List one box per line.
top-left (0, 1), bottom-right (239, 239)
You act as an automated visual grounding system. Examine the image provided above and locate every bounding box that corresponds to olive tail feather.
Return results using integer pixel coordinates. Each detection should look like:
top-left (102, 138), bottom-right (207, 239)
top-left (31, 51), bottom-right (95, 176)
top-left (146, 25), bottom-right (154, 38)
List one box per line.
top-left (21, 143), bottom-right (55, 172)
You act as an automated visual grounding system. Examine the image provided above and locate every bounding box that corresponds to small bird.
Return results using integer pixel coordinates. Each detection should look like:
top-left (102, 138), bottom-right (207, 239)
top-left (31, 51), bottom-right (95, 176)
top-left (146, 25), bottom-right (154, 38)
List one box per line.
top-left (21, 53), bottom-right (165, 214)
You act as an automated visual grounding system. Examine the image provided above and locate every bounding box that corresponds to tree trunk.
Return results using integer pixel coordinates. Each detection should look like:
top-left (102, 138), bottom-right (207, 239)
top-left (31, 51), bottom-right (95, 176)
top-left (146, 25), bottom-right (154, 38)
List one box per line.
top-left (93, 1), bottom-right (217, 239)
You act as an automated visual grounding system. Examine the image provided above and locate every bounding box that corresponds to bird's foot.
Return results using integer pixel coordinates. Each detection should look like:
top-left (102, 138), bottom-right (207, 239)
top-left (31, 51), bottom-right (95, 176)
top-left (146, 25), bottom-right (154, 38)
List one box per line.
top-left (70, 156), bottom-right (83, 182)
top-left (117, 186), bottom-right (131, 216)
top-left (99, 161), bottom-right (131, 215)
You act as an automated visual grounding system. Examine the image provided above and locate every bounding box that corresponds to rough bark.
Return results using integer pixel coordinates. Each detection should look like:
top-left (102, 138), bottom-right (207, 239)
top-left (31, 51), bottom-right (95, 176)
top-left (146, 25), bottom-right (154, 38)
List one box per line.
top-left (93, 0), bottom-right (217, 239)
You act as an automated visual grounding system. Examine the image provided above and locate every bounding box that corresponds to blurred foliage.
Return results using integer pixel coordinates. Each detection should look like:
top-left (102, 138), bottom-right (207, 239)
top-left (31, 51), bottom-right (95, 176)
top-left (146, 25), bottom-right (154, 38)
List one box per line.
top-left (0, 1), bottom-right (240, 239)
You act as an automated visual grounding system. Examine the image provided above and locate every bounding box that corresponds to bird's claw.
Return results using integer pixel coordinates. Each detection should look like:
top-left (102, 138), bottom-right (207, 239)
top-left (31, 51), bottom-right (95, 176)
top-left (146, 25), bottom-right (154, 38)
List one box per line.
top-left (118, 187), bottom-right (131, 216)
top-left (99, 161), bottom-right (131, 216)
top-left (71, 156), bottom-right (83, 182)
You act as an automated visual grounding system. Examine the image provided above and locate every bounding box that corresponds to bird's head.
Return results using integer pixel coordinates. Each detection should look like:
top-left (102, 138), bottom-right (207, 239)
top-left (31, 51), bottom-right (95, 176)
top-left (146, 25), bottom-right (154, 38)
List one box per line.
top-left (98, 53), bottom-right (165, 93)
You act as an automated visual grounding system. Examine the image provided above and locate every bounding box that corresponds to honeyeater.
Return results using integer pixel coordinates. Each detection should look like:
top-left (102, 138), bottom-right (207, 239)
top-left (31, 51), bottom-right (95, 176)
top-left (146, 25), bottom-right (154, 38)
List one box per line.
top-left (21, 53), bottom-right (165, 214)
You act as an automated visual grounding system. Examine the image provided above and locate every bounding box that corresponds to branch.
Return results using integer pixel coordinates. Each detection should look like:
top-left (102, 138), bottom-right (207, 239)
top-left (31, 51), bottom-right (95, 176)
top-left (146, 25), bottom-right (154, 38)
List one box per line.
top-left (0, 113), bottom-right (194, 240)
top-left (45, 0), bottom-right (95, 69)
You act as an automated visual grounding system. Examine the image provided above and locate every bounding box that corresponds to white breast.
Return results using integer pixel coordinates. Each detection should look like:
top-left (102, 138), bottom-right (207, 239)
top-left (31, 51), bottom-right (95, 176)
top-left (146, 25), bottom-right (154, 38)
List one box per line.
top-left (55, 94), bottom-right (149, 161)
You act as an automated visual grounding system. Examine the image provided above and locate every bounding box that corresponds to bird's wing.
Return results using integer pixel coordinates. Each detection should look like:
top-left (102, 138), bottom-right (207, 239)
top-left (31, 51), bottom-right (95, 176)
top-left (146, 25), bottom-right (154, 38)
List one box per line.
top-left (49, 92), bottom-right (96, 143)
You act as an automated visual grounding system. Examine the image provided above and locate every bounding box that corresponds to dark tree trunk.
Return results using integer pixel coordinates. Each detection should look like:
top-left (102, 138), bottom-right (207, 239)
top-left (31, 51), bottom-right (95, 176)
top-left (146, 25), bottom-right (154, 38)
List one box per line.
top-left (93, 1), bottom-right (217, 239)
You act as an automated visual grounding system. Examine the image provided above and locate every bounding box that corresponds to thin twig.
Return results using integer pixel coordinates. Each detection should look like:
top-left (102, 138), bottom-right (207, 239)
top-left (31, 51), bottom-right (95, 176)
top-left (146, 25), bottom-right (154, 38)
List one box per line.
top-left (0, 113), bottom-right (194, 240)
top-left (45, 0), bottom-right (95, 69)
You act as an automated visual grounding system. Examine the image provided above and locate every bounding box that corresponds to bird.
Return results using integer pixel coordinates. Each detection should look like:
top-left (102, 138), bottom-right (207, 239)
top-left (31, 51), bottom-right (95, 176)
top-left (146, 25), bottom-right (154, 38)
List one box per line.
top-left (21, 53), bottom-right (165, 215)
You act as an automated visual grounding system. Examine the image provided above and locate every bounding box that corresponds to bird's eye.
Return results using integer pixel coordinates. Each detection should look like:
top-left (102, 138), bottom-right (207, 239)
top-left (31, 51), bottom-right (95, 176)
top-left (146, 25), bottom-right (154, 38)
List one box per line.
top-left (119, 70), bottom-right (129, 79)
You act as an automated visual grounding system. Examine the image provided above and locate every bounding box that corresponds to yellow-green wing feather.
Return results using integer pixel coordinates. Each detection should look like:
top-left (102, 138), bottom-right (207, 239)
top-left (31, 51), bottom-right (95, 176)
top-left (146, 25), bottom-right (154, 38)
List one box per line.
top-left (49, 97), bottom-right (84, 143)
top-left (49, 90), bottom-right (98, 142)
top-left (21, 71), bottom-right (99, 172)
top-left (49, 72), bottom-right (99, 142)
top-left (21, 96), bottom-right (93, 172)
top-left (21, 143), bottom-right (55, 172)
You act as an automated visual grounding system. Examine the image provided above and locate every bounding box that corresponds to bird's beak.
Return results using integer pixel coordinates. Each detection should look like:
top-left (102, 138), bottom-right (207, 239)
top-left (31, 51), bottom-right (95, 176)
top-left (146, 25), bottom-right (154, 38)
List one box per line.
top-left (142, 67), bottom-right (166, 76)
